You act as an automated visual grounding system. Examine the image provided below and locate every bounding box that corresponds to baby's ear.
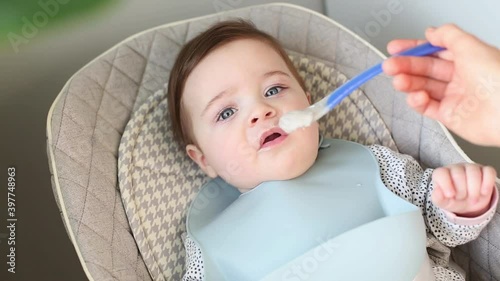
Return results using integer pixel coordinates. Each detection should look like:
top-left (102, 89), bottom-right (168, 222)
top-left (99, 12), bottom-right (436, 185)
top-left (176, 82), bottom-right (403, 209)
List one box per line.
top-left (306, 91), bottom-right (312, 104)
top-left (186, 144), bottom-right (218, 178)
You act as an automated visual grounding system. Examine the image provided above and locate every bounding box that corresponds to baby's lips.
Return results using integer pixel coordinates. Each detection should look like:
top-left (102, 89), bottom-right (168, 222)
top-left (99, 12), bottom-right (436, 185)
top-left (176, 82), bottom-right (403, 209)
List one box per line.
top-left (259, 127), bottom-right (288, 148)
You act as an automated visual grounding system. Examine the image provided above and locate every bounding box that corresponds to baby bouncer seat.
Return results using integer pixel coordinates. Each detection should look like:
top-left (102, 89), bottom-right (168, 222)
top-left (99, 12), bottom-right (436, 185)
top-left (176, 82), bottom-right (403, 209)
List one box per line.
top-left (46, 3), bottom-right (500, 281)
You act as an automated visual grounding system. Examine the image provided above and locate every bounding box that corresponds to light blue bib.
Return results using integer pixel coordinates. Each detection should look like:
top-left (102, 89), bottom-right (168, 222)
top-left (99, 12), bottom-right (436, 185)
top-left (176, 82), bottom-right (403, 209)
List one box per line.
top-left (186, 139), bottom-right (429, 280)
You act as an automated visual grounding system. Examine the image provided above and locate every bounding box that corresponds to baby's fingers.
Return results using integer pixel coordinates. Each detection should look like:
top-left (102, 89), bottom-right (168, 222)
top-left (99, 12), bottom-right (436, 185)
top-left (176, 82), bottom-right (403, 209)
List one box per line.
top-left (450, 165), bottom-right (467, 200)
top-left (432, 167), bottom-right (455, 198)
top-left (481, 166), bottom-right (497, 197)
top-left (431, 185), bottom-right (449, 209)
top-left (465, 164), bottom-right (482, 203)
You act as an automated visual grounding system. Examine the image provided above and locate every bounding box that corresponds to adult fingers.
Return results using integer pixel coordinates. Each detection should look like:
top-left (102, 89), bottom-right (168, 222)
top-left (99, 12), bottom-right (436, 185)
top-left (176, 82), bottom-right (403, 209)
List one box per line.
top-left (387, 39), bottom-right (428, 55)
top-left (426, 24), bottom-right (484, 58)
top-left (383, 56), bottom-right (454, 82)
top-left (406, 90), bottom-right (445, 122)
top-left (393, 74), bottom-right (448, 100)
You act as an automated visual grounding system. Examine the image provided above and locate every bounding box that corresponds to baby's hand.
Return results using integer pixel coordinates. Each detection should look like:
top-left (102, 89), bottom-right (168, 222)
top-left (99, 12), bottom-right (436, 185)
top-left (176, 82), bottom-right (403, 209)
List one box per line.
top-left (431, 163), bottom-right (497, 217)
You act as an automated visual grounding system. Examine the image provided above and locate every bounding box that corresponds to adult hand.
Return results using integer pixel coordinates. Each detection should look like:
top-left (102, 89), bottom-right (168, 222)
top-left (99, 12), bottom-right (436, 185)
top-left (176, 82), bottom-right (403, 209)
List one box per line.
top-left (383, 24), bottom-right (500, 147)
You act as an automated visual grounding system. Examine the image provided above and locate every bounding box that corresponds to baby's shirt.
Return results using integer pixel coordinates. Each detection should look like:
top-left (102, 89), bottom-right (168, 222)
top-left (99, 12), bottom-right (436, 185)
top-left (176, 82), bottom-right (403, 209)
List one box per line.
top-left (182, 144), bottom-right (498, 281)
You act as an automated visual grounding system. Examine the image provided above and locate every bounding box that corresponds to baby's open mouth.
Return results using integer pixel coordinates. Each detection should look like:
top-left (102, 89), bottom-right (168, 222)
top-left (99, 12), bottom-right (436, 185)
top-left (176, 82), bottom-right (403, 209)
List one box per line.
top-left (264, 133), bottom-right (281, 144)
top-left (259, 128), bottom-right (288, 149)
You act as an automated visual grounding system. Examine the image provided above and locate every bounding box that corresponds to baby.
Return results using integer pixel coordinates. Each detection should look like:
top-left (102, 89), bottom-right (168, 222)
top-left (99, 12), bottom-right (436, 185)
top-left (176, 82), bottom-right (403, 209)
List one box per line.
top-left (167, 20), bottom-right (498, 280)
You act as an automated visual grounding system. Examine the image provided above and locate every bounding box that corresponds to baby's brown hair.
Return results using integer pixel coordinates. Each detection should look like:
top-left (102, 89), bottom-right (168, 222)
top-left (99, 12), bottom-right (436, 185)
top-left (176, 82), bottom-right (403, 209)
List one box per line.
top-left (167, 19), bottom-right (307, 146)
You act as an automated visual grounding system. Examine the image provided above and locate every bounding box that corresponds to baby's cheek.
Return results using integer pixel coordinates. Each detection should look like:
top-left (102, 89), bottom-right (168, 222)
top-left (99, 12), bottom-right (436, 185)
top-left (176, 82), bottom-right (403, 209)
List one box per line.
top-left (224, 160), bottom-right (244, 179)
top-left (299, 126), bottom-right (319, 162)
top-left (213, 148), bottom-right (244, 176)
top-left (217, 158), bottom-right (256, 189)
top-left (236, 142), bottom-right (257, 160)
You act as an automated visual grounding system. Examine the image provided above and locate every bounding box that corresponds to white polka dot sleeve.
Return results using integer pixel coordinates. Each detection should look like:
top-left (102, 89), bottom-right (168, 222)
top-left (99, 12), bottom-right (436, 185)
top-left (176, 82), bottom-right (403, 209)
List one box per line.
top-left (181, 233), bottom-right (204, 280)
top-left (368, 144), bottom-right (496, 248)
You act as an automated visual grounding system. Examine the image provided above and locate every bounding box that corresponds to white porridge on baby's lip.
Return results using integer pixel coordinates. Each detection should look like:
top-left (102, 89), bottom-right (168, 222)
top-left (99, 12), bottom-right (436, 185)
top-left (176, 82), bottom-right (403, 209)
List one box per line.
top-left (279, 110), bottom-right (314, 133)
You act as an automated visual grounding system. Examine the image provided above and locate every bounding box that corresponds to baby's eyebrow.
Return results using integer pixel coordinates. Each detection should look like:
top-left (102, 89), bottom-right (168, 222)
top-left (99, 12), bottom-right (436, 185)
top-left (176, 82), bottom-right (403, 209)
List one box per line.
top-left (263, 70), bottom-right (291, 79)
top-left (202, 90), bottom-right (230, 117)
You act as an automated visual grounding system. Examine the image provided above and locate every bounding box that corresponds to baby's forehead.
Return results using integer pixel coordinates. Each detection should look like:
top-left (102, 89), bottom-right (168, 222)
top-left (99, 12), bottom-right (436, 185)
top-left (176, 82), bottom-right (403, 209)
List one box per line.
top-left (185, 39), bottom-right (290, 84)
top-left (208, 38), bottom-right (288, 65)
top-left (181, 38), bottom-right (301, 112)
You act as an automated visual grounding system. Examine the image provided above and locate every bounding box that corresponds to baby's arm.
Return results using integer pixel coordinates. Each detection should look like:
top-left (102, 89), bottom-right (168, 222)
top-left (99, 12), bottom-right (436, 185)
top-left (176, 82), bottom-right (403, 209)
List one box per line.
top-left (181, 234), bottom-right (204, 281)
top-left (368, 145), bottom-right (498, 247)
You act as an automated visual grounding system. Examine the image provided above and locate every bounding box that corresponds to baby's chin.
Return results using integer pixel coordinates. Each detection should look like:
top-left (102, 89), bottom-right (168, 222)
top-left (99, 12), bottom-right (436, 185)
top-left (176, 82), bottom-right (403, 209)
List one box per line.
top-left (231, 157), bottom-right (316, 193)
top-left (276, 159), bottom-right (315, 179)
top-left (226, 133), bottom-right (319, 191)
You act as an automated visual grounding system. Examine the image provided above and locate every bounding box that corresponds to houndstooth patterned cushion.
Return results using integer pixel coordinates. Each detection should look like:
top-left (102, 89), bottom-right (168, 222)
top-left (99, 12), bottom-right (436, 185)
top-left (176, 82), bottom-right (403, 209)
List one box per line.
top-left (47, 3), bottom-right (500, 281)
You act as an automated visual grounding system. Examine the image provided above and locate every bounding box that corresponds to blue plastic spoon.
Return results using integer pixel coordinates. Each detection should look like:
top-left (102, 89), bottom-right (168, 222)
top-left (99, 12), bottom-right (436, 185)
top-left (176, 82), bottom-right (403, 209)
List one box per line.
top-left (279, 42), bottom-right (445, 133)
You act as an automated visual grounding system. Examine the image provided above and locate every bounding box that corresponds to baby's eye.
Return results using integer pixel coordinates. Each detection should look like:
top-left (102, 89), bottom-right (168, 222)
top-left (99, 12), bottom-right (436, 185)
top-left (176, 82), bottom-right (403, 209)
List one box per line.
top-left (264, 86), bottom-right (283, 97)
top-left (217, 108), bottom-right (236, 121)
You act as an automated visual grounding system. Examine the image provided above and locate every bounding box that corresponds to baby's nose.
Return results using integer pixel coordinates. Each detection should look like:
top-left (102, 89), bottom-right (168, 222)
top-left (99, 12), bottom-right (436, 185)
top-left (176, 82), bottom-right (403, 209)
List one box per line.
top-left (249, 104), bottom-right (276, 125)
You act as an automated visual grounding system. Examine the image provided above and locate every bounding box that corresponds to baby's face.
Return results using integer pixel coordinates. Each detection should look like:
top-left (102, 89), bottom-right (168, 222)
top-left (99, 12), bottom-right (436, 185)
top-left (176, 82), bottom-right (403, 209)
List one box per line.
top-left (183, 38), bottom-right (319, 191)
